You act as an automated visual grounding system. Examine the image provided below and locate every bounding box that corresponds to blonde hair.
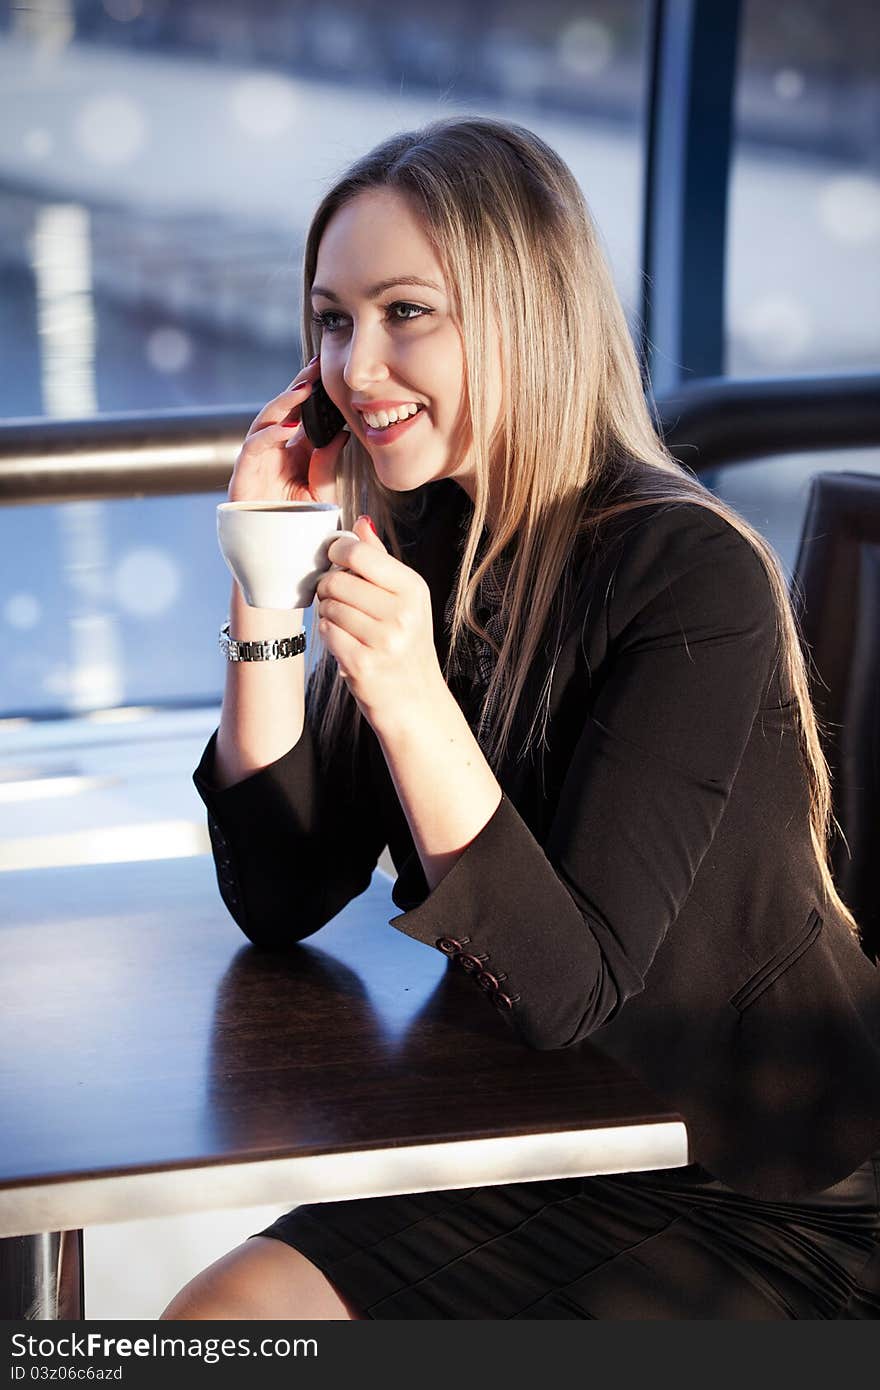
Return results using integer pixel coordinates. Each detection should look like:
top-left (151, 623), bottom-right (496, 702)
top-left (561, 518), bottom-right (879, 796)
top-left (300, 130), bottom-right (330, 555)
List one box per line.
top-left (299, 115), bottom-right (861, 945)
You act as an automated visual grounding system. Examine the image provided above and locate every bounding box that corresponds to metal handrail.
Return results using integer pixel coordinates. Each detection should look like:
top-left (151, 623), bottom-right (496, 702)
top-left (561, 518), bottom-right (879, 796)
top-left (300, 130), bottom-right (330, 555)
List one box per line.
top-left (0, 374), bottom-right (878, 506)
top-left (655, 372), bottom-right (880, 470)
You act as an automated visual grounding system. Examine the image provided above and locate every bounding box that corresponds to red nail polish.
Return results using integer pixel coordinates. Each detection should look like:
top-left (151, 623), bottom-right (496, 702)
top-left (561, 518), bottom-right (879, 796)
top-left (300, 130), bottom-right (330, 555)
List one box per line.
top-left (365, 515), bottom-right (378, 536)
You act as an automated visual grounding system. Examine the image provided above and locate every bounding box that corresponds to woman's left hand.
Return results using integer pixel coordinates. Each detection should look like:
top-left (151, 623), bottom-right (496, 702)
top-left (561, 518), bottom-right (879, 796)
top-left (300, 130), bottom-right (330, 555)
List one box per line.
top-left (315, 515), bottom-right (445, 734)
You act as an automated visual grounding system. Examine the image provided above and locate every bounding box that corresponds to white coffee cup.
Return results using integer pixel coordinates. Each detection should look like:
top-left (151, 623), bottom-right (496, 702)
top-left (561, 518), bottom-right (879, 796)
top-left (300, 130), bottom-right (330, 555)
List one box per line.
top-left (216, 501), bottom-right (358, 609)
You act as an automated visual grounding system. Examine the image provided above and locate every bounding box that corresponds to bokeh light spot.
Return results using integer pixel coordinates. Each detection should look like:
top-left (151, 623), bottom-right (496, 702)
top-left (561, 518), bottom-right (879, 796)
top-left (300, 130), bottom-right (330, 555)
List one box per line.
top-left (773, 68), bottom-right (805, 101)
top-left (113, 548), bottom-right (180, 618)
top-left (74, 93), bottom-right (147, 166)
top-left (4, 594), bottom-right (42, 630)
top-left (557, 19), bottom-right (614, 78)
top-left (229, 74), bottom-right (300, 139)
top-left (146, 326), bottom-right (193, 375)
top-left (818, 175), bottom-right (880, 246)
top-left (740, 296), bottom-right (813, 366)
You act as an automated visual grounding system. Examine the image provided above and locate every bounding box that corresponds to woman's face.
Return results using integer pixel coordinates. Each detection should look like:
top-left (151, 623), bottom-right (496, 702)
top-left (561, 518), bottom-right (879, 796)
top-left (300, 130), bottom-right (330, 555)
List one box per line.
top-left (311, 187), bottom-right (502, 501)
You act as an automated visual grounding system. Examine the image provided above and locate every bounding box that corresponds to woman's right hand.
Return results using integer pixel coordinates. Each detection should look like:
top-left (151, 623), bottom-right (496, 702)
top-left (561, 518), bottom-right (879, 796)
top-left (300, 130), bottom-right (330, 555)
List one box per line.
top-left (227, 356), bottom-right (348, 505)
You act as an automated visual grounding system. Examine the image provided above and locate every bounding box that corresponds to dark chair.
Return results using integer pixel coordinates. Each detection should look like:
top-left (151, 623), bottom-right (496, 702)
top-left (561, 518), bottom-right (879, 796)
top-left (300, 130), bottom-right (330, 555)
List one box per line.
top-left (790, 471), bottom-right (880, 963)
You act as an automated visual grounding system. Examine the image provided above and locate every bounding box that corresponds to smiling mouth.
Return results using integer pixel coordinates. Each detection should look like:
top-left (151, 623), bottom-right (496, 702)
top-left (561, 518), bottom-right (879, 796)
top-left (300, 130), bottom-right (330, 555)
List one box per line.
top-left (359, 404), bottom-right (425, 431)
top-left (359, 406), bottom-right (427, 444)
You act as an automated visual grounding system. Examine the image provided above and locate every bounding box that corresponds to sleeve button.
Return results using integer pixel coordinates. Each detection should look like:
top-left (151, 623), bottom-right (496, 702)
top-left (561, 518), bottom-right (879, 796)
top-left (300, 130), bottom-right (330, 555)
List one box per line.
top-left (476, 970), bottom-right (500, 992)
top-left (436, 937), bottom-right (463, 955)
top-left (456, 952), bottom-right (484, 973)
top-left (491, 990), bottom-right (515, 1011)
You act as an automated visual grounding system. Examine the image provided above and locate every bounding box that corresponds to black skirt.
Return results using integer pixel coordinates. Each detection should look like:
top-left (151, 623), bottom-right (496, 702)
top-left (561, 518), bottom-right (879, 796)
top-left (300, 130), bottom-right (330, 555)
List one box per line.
top-left (249, 1151), bottom-right (880, 1319)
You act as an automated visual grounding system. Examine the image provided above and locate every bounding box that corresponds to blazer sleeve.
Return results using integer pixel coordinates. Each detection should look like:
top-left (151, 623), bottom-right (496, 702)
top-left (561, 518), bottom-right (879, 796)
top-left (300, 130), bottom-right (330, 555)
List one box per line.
top-left (192, 662), bottom-right (388, 948)
top-left (387, 504), bottom-right (780, 1050)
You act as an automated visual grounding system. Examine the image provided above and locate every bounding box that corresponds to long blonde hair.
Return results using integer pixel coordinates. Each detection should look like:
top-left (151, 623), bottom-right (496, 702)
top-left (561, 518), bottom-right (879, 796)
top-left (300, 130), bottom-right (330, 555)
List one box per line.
top-left (299, 115), bottom-right (861, 944)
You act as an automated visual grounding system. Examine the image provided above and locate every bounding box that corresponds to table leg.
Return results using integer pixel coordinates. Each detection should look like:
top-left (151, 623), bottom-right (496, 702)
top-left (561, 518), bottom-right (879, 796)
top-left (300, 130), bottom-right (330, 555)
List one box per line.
top-left (0, 1230), bottom-right (84, 1319)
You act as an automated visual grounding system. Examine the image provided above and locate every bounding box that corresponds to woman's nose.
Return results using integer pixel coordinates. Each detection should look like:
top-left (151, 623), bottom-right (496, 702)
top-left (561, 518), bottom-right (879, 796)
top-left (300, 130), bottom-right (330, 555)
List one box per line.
top-left (342, 327), bottom-right (390, 392)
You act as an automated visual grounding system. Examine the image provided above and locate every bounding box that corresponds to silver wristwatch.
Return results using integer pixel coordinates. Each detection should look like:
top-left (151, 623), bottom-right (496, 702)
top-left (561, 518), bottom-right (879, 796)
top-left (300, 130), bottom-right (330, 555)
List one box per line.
top-left (219, 619), bottom-right (306, 662)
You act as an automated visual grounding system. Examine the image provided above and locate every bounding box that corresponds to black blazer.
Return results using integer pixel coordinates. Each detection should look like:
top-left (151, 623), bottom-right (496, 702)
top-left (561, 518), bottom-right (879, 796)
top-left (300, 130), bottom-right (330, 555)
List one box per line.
top-left (193, 476), bottom-right (880, 1200)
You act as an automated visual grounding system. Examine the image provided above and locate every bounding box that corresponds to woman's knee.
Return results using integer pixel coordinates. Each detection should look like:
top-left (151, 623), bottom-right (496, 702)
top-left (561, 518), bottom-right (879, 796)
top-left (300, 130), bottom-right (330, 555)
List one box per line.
top-left (157, 1235), bottom-right (364, 1321)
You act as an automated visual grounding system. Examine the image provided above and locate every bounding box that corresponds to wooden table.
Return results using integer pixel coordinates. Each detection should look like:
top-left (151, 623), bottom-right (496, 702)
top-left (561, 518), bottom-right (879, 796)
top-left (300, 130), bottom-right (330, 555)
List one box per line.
top-left (0, 854), bottom-right (688, 1319)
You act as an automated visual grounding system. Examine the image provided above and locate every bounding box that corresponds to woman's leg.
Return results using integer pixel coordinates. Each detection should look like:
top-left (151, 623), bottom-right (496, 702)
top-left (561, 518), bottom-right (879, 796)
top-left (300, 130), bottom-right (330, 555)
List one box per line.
top-left (158, 1236), bottom-right (366, 1320)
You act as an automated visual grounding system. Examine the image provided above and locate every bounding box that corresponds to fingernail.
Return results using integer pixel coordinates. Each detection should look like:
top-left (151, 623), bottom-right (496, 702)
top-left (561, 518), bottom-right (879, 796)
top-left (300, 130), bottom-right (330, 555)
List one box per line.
top-left (308, 354), bottom-right (319, 365)
top-left (364, 515), bottom-right (378, 536)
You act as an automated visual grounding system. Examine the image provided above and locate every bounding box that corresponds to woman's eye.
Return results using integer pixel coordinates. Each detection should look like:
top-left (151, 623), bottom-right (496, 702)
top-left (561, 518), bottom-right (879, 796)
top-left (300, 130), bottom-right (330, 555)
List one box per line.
top-left (310, 302), bottom-right (430, 334)
top-left (389, 301), bottom-right (429, 322)
top-left (310, 310), bottom-right (345, 333)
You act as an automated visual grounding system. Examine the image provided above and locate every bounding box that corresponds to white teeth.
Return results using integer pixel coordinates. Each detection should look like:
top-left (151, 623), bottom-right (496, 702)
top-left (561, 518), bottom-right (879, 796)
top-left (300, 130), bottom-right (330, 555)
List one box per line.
top-left (363, 403), bottom-right (421, 429)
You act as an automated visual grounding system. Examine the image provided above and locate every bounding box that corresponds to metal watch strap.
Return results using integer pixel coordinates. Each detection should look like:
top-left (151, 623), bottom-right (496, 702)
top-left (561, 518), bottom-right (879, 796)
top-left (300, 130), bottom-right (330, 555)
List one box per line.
top-left (219, 620), bottom-right (306, 662)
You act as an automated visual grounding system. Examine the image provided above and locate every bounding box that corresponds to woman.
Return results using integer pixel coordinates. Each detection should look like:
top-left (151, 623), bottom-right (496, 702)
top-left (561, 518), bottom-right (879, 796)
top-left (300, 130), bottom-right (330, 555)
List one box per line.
top-left (162, 118), bottom-right (880, 1319)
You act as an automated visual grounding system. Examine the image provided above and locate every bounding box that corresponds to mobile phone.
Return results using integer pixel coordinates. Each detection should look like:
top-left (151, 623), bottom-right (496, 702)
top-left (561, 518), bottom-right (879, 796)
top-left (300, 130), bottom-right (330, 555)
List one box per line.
top-left (300, 375), bottom-right (347, 448)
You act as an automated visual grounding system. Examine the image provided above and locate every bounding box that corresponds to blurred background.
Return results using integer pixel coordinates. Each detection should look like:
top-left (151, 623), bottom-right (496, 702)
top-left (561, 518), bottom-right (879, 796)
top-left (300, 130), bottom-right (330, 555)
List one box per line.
top-left (0, 0), bottom-right (878, 1319)
top-left (1, 0), bottom-right (878, 717)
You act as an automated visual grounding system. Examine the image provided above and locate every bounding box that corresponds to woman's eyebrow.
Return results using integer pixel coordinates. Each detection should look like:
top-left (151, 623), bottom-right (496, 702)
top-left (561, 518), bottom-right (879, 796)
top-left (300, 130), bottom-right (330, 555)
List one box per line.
top-left (310, 275), bottom-right (444, 302)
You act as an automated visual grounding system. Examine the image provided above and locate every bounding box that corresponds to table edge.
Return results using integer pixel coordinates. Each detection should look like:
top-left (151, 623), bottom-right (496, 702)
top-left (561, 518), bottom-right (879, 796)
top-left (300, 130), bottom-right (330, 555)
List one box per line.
top-left (0, 1122), bottom-right (689, 1238)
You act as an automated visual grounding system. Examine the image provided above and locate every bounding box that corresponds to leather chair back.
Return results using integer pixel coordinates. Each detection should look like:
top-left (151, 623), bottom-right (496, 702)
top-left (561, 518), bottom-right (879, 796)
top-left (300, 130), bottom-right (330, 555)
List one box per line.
top-left (791, 471), bottom-right (880, 962)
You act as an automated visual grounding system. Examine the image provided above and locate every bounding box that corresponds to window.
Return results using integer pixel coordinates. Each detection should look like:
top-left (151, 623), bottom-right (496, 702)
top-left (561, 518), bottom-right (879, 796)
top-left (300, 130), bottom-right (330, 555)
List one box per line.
top-left (712, 0), bottom-right (880, 567)
top-left (726, 0), bottom-right (880, 376)
top-left (0, 0), bottom-right (651, 716)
